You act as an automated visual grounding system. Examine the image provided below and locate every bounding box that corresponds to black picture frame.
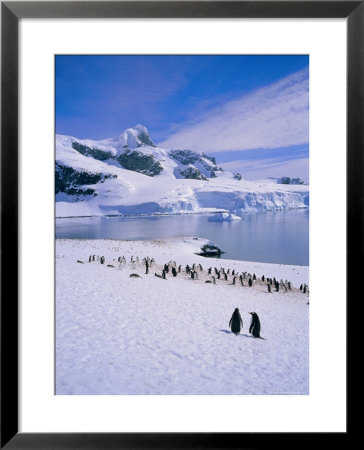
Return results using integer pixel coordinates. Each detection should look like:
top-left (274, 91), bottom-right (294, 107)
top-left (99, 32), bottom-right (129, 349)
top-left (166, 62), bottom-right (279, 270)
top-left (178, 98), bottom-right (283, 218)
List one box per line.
top-left (1, 1), bottom-right (356, 448)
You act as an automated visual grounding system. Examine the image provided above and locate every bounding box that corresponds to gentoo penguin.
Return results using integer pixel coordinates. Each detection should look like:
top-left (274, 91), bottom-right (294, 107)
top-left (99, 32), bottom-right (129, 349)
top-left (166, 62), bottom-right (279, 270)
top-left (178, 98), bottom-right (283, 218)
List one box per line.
top-left (249, 312), bottom-right (264, 339)
top-left (129, 273), bottom-right (141, 278)
top-left (172, 267), bottom-right (177, 277)
top-left (212, 276), bottom-right (216, 285)
top-left (253, 274), bottom-right (256, 281)
top-left (248, 278), bottom-right (253, 287)
top-left (178, 265), bottom-right (182, 273)
top-left (100, 256), bottom-right (105, 264)
top-left (267, 283), bottom-right (271, 293)
top-left (262, 275), bottom-right (265, 282)
top-left (162, 269), bottom-right (166, 279)
top-left (229, 308), bottom-right (243, 336)
top-left (89, 256), bottom-right (92, 263)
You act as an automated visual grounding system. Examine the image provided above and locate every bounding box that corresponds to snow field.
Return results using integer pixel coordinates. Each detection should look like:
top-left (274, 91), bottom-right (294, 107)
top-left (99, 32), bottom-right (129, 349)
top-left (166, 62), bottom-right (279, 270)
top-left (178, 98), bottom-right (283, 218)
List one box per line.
top-left (56, 238), bottom-right (309, 395)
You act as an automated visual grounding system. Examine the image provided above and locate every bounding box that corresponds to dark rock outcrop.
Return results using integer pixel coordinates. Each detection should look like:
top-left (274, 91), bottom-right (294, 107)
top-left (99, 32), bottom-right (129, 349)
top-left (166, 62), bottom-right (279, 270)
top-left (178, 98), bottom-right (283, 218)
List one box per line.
top-left (176, 165), bottom-right (207, 180)
top-left (55, 162), bottom-right (116, 197)
top-left (116, 150), bottom-right (163, 177)
top-left (72, 142), bottom-right (113, 161)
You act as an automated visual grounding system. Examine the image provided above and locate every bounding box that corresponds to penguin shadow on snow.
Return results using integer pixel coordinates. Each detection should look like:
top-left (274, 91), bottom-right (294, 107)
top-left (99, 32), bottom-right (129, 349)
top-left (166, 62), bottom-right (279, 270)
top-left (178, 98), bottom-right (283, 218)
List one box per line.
top-left (240, 333), bottom-right (257, 339)
top-left (219, 330), bottom-right (258, 339)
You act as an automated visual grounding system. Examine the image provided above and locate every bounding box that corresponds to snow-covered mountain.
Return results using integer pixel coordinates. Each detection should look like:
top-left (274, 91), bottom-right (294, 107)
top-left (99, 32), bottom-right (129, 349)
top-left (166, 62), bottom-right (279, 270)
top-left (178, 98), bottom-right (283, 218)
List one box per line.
top-left (56, 125), bottom-right (309, 217)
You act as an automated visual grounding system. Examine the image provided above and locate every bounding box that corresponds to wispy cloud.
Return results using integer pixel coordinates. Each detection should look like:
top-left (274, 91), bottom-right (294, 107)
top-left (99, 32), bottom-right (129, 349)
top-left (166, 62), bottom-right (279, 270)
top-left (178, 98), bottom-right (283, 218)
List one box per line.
top-left (220, 157), bottom-right (309, 183)
top-left (158, 68), bottom-right (309, 152)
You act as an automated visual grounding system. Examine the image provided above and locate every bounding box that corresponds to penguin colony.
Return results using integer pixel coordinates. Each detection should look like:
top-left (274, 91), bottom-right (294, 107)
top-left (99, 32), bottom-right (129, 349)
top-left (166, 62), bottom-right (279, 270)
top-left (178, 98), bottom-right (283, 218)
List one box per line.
top-left (80, 254), bottom-right (308, 296)
top-left (78, 254), bottom-right (308, 339)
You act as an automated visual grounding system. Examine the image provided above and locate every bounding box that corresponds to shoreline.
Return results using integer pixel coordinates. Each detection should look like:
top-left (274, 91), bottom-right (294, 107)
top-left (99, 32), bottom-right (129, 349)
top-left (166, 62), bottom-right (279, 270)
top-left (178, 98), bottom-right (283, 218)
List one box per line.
top-left (56, 237), bottom-right (309, 268)
top-left (55, 206), bottom-right (309, 220)
top-left (56, 237), bottom-right (309, 285)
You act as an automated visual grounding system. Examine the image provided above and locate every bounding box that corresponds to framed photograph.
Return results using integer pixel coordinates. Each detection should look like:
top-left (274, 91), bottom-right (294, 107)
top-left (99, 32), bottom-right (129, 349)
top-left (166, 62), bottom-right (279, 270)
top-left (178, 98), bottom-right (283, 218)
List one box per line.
top-left (1, 1), bottom-right (356, 448)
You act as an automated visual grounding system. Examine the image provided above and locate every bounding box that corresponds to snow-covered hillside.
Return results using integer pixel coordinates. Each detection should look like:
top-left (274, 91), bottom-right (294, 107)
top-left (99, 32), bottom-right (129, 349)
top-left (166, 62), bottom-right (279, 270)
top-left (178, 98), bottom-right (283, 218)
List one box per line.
top-left (56, 238), bottom-right (309, 395)
top-left (56, 125), bottom-right (309, 217)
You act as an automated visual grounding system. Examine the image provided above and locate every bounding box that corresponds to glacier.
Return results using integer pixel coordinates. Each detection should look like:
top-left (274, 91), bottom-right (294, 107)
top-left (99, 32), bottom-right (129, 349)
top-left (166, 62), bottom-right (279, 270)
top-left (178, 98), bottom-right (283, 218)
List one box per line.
top-left (55, 125), bottom-right (309, 218)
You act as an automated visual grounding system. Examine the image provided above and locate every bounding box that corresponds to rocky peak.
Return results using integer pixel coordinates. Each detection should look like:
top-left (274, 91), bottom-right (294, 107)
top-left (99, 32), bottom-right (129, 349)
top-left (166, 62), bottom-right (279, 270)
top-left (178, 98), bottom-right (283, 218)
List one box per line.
top-left (118, 124), bottom-right (156, 149)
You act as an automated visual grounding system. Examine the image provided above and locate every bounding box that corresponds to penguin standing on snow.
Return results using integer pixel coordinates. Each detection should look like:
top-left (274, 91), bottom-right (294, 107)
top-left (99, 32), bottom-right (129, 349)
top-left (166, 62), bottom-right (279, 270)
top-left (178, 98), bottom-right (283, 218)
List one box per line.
top-left (249, 312), bottom-right (264, 339)
top-left (229, 308), bottom-right (243, 336)
top-left (267, 283), bottom-right (271, 293)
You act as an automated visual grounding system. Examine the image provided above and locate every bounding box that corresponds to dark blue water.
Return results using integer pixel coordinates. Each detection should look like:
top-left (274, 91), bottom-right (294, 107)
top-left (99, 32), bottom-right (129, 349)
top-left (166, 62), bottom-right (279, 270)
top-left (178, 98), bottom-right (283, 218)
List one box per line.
top-left (56, 209), bottom-right (309, 265)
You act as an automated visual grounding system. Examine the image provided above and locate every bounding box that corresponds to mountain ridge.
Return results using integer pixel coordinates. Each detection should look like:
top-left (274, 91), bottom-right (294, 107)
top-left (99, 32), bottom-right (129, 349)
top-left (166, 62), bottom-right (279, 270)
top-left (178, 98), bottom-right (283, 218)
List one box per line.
top-left (55, 125), bottom-right (309, 218)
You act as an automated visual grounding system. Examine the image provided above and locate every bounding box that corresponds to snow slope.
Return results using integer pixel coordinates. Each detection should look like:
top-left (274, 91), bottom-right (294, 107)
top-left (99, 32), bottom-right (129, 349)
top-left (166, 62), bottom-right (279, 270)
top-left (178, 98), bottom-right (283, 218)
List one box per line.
top-left (56, 125), bottom-right (309, 217)
top-left (56, 238), bottom-right (309, 395)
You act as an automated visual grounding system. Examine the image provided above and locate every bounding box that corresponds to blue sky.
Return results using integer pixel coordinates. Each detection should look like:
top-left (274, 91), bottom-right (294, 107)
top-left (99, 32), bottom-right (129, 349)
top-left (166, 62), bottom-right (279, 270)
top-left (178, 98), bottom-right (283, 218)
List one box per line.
top-left (56, 55), bottom-right (309, 180)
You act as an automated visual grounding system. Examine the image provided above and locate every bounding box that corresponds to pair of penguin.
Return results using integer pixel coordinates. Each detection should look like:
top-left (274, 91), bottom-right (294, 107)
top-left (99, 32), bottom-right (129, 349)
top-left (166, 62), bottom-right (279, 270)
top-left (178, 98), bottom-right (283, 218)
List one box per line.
top-left (229, 308), bottom-right (264, 339)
